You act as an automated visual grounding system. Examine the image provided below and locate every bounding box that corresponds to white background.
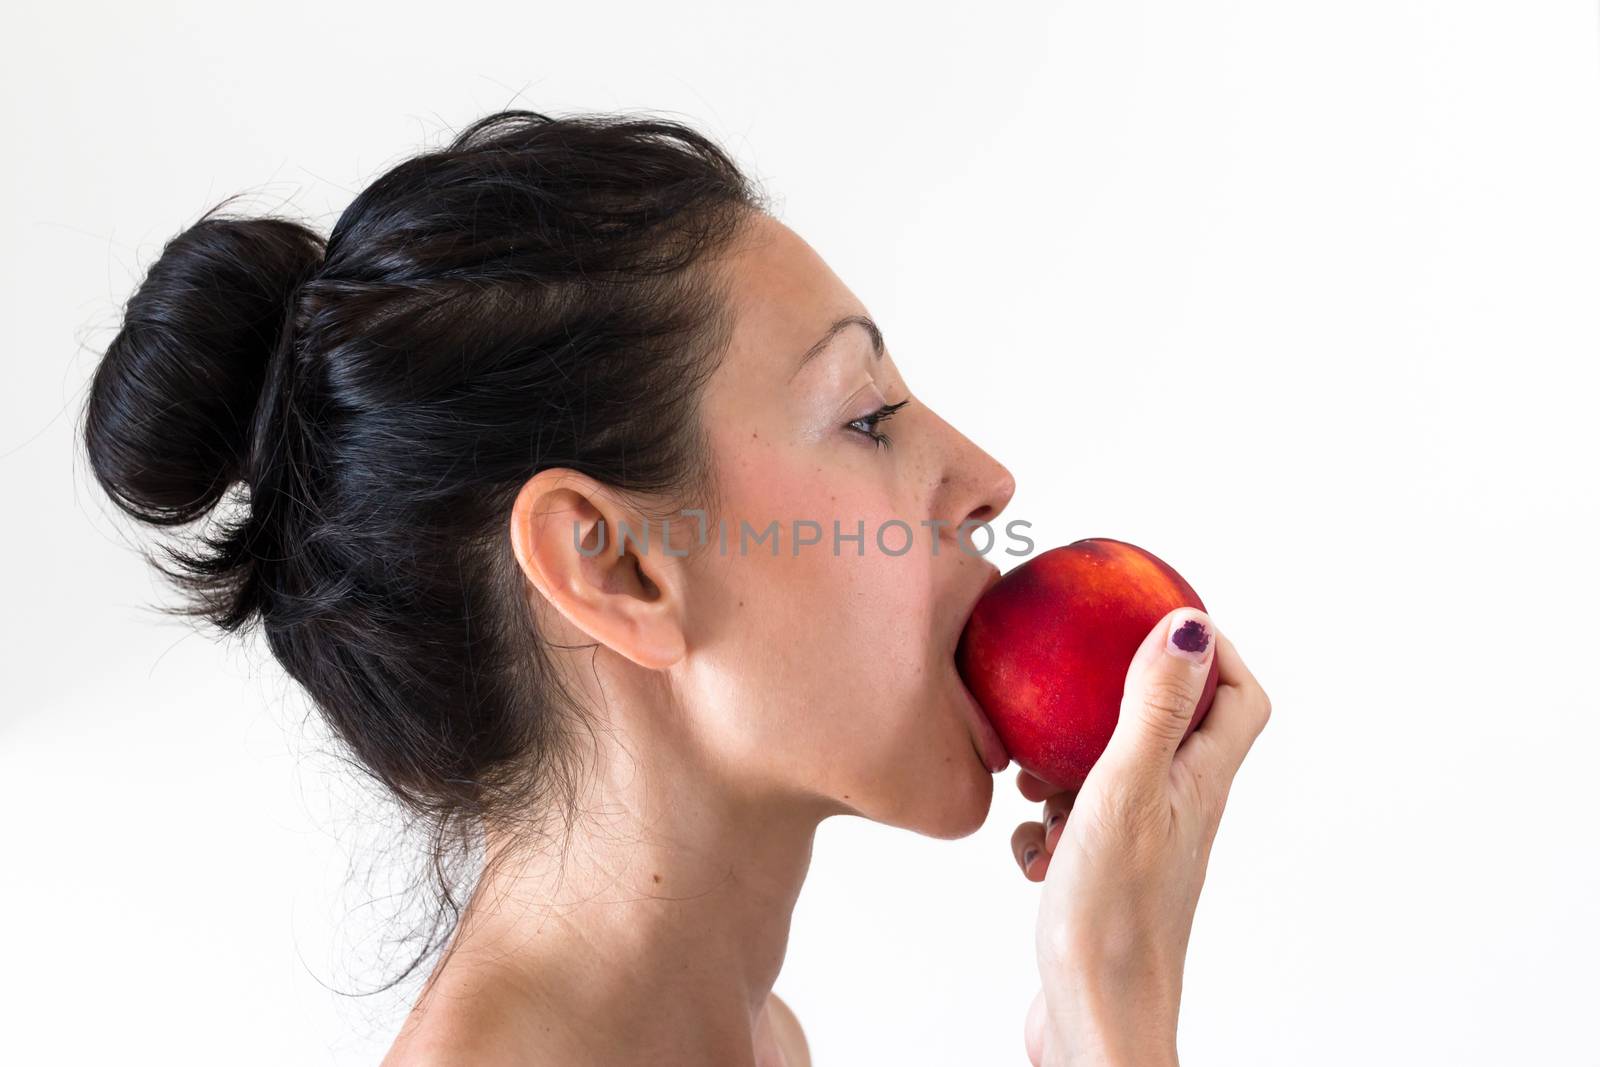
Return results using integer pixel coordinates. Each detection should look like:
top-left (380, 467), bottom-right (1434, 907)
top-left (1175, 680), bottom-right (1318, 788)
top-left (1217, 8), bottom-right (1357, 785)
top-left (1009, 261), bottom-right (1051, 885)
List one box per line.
top-left (5, 2), bottom-right (1599, 1064)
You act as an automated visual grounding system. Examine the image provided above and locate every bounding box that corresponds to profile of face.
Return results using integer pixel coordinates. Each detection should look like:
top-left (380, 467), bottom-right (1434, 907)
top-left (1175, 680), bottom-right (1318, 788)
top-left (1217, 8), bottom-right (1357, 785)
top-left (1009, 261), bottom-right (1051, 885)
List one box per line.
top-left (512, 212), bottom-right (1017, 839)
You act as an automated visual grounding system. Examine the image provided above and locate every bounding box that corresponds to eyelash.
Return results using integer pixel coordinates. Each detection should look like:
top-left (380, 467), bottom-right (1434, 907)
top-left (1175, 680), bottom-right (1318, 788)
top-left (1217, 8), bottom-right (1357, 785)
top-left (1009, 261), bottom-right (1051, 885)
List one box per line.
top-left (846, 399), bottom-right (910, 450)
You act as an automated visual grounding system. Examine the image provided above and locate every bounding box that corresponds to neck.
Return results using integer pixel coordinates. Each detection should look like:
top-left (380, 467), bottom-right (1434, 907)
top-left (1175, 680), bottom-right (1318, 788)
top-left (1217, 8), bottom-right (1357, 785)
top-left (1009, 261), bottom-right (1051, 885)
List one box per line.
top-left (413, 681), bottom-right (833, 1063)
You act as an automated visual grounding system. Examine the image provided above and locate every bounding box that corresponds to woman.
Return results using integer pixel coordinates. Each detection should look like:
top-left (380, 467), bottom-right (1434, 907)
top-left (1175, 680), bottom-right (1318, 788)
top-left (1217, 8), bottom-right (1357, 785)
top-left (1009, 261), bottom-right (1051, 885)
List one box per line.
top-left (81, 109), bottom-right (1271, 1066)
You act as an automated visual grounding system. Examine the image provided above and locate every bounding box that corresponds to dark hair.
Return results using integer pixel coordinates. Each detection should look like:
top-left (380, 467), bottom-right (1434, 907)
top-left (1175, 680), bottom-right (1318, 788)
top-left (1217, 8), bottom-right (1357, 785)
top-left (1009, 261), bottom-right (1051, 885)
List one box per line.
top-left (79, 108), bottom-right (771, 991)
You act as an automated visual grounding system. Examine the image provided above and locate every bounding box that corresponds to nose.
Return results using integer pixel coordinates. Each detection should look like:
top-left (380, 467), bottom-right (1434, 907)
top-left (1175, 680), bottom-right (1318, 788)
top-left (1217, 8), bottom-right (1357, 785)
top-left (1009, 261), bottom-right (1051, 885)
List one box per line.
top-left (958, 456), bottom-right (1015, 530)
top-left (931, 421), bottom-right (1017, 556)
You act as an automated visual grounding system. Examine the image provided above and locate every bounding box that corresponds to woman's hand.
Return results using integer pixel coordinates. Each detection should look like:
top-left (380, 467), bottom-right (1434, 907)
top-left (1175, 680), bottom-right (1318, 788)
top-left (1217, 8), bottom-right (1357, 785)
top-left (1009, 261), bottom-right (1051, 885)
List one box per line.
top-left (1009, 608), bottom-right (1271, 1067)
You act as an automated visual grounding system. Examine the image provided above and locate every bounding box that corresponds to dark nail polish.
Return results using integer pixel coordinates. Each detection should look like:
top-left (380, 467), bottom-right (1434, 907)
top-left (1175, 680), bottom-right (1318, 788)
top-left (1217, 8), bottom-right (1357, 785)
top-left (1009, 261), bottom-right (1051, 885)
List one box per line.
top-left (1170, 617), bottom-right (1211, 656)
top-left (1022, 847), bottom-right (1039, 870)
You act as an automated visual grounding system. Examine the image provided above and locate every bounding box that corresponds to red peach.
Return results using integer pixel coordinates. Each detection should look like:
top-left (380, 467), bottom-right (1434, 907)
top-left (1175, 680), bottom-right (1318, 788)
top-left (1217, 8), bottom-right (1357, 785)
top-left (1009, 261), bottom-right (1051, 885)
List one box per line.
top-left (956, 538), bottom-right (1219, 792)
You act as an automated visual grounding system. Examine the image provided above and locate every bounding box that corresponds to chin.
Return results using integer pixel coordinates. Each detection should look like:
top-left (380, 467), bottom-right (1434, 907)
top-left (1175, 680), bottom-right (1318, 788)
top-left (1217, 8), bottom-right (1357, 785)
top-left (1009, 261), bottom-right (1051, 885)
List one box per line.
top-left (907, 738), bottom-right (997, 841)
top-left (840, 701), bottom-right (998, 836)
top-left (845, 753), bottom-right (994, 838)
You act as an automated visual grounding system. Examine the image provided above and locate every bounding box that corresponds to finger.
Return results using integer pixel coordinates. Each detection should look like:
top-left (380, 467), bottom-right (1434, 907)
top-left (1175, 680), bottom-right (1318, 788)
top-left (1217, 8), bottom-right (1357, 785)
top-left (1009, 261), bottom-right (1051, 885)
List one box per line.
top-left (1042, 792), bottom-right (1075, 852)
top-left (1174, 631), bottom-right (1271, 789)
top-left (1016, 768), bottom-right (1071, 804)
top-left (1024, 987), bottom-right (1047, 1067)
top-left (1011, 821), bottom-right (1049, 881)
top-left (1097, 607), bottom-right (1218, 792)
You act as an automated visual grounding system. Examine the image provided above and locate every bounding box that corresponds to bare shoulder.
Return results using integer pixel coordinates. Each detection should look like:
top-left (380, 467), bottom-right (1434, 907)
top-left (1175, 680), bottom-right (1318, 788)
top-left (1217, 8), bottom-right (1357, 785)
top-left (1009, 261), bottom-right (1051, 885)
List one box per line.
top-left (766, 992), bottom-right (812, 1067)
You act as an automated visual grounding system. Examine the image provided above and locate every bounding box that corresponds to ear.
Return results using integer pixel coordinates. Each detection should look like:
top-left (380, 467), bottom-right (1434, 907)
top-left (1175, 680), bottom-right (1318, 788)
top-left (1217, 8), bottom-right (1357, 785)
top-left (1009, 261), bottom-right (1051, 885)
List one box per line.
top-left (507, 468), bottom-right (689, 670)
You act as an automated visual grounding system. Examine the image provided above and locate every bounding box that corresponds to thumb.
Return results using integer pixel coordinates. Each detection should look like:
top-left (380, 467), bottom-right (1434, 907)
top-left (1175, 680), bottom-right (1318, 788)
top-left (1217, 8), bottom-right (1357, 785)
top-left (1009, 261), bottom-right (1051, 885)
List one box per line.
top-left (1096, 607), bottom-right (1216, 789)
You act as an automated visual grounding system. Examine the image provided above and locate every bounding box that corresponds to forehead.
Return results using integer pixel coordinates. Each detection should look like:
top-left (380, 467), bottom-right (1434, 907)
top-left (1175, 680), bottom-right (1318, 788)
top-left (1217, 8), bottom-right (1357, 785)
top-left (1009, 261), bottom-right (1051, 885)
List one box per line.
top-left (715, 214), bottom-right (865, 382)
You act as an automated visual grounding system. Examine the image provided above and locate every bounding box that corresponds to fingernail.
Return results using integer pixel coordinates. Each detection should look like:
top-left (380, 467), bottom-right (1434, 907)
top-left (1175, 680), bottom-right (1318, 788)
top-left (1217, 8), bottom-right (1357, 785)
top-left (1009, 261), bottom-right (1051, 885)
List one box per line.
top-left (1046, 811), bottom-right (1063, 836)
top-left (1167, 611), bottom-right (1212, 662)
top-left (1022, 846), bottom-right (1040, 872)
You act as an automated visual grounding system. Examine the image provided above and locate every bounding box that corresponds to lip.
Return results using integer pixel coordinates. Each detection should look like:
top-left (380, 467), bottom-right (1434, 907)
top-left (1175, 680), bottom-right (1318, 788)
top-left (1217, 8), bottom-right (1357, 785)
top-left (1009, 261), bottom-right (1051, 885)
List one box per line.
top-left (978, 563), bottom-right (1004, 598)
top-left (950, 564), bottom-right (1010, 774)
top-left (953, 658), bottom-right (1011, 774)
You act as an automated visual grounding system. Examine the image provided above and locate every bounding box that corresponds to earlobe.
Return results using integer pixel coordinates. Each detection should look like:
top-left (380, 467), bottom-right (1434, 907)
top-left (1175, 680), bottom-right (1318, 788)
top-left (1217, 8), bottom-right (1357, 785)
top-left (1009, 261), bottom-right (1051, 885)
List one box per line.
top-left (507, 469), bottom-right (688, 671)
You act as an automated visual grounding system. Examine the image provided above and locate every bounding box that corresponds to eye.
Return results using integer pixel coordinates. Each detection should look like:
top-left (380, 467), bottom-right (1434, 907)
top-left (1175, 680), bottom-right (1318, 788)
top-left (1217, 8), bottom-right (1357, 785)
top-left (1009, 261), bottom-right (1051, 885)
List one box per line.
top-left (846, 399), bottom-right (910, 450)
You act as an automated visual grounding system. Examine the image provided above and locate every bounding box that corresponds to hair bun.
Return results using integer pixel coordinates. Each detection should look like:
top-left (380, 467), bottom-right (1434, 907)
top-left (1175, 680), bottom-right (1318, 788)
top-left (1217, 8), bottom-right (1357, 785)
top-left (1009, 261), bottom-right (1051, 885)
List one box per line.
top-left (84, 210), bottom-right (325, 528)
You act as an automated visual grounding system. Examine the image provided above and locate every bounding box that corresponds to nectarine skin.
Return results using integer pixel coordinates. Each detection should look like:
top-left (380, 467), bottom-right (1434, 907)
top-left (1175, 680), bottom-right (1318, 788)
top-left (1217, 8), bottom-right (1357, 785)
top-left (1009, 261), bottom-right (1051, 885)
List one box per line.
top-left (955, 538), bottom-right (1219, 792)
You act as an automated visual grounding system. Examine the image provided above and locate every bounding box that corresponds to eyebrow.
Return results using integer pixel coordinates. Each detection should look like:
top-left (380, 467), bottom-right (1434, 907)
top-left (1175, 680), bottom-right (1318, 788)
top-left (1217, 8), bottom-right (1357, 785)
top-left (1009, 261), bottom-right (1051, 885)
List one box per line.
top-left (790, 314), bottom-right (884, 378)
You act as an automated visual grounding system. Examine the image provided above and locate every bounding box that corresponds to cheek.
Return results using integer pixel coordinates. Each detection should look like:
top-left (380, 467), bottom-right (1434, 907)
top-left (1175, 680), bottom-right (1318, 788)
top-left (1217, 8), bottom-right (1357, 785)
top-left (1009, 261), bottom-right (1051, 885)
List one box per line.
top-left (694, 447), bottom-right (939, 754)
top-left (724, 441), bottom-right (923, 628)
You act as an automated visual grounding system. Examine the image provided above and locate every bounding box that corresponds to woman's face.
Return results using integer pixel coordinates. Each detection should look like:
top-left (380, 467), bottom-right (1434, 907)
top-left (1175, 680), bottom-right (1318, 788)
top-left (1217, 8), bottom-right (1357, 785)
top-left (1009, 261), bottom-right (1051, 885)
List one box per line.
top-left (676, 213), bottom-right (1017, 836)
